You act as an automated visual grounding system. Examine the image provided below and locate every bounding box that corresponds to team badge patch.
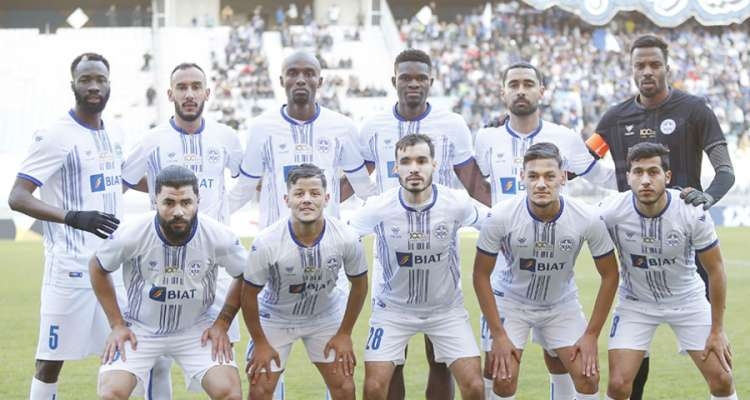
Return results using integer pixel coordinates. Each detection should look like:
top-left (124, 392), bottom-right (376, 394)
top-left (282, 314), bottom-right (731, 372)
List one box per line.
top-left (188, 261), bottom-right (202, 276)
top-left (666, 230), bottom-right (682, 246)
top-left (207, 148), bottom-right (220, 163)
top-left (660, 119), bottom-right (676, 135)
top-left (559, 237), bottom-right (575, 252)
top-left (434, 223), bottom-right (449, 240)
top-left (326, 256), bottom-right (340, 271)
top-left (317, 138), bottom-right (330, 153)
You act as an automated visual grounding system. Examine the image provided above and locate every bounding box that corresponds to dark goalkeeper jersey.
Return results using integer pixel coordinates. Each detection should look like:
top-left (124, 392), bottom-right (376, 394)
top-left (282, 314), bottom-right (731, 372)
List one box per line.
top-left (592, 89), bottom-right (727, 192)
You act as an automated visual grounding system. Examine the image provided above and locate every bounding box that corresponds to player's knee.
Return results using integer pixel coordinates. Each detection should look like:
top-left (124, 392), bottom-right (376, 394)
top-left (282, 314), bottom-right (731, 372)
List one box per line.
top-left (493, 379), bottom-right (517, 397)
top-left (569, 370), bottom-right (598, 393)
top-left (456, 376), bottom-right (484, 398)
top-left (248, 383), bottom-right (274, 400)
top-left (364, 376), bottom-right (389, 400)
top-left (328, 376), bottom-right (355, 398)
top-left (706, 369), bottom-right (734, 396)
top-left (210, 383), bottom-right (242, 400)
top-left (97, 384), bottom-right (131, 400)
top-left (606, 373), bottom-right (632, 399)
top-left (34, 360), bottom-right (63, 382)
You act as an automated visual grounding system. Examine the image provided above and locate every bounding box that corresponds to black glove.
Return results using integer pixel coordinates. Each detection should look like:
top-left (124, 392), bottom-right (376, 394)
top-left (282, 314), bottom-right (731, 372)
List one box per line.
top-left (483, 114), bottom-right (509, 128)
top-left (680, 188), bottom-right (716, 210)
top-left (64, 210), bottom-right (120, 239)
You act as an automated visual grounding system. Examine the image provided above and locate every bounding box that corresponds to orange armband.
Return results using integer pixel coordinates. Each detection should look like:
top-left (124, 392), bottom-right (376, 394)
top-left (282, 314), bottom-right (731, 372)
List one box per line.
top-left (586, 133), bottom-right (610, 158)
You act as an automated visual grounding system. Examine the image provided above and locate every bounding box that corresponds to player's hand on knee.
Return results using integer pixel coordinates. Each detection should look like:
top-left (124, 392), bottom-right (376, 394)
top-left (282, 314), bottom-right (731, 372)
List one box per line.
top-left (246, 340), bottom-right (279, 384)
top-left (64, 210), bottom-right (120, 239)
top-left (324, 332), bottom-right (356, 376)
top-left (702, 329), bottom-right (733, 372)
top-left (201, 323), bottom-right (233, 364)
top-left (679, 187), bottom-right (715, 210)
top-left (571, 332), bottom-right (599, 377)
top-left (102, 324), bottom-right (137, 364)
top-left (490, 334), bottom-right (519, 381)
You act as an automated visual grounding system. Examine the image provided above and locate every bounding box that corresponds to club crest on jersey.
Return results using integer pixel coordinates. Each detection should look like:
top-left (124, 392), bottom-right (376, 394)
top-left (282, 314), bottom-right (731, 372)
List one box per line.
top-left (207, 148), bottom-right (220, 164)
top-left (660, 119), bottom-right (676, 135)
top-left (666, 230), bottom-right (682, 246)
top-left (625, 125), bottom-right (634, 136)
top-left (326, 256), bottom-right (340, 271)
top-left (390, 226), bottom-right (401, 238)
top-left (317, 138), bottom-right (330, 153)
top-left (500, 177), bottom-right (516, 194)
top-left (90, 173), bottom-right (120, 192)
top-left (639, 128), bottom-right (656, 139)
top-left (434, 223), bottom-right (449, 240)
top-left (188, 261), bottom-right (202, 276)
top-left (559, 237), bottom-right (575, 252)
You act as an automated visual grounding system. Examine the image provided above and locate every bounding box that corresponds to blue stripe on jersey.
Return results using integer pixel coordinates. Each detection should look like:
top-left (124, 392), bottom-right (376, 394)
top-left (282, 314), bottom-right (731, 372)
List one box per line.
top-left (262, 137), bottom-right (280, 226)
top-left (448, 224), bottom-right (460, 288)
top-left (438, 135), bottom-right (453, 186)
top-left (62, 148), bottom-right (84, 253)
top-left (369, 133), bottom-right (384, 193)
top-left (201, 264), bottom-right (217, 307)
top-left (344, 161), bottom-right (366, 173)
top-left (127, 256), bottom-right (146, 322)
top-left (696, 239), bottom-right (719, 253)
top-left (374, 223), bottom-right (394, 293)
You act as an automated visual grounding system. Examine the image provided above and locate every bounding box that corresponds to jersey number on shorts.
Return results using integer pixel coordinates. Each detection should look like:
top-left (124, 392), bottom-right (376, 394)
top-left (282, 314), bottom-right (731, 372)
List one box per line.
top-left (366, 327), bottom-right (384, 350)
top-left (609, 315), bottom-right (620, 338)
top-left (48, 325), bottom-right (59, 350)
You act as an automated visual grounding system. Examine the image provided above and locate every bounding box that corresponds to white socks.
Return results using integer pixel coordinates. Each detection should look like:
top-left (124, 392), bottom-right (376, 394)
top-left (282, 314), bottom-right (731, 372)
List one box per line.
top-left (273, 372), bottom-right (286, 400)
top-left (550, 373), bottom-right (576, 399)
top-left (30, 377), bottom-right (57, 400)
top-left (711, 393), bottom-right (738, 400)
top-left (484, 377), bottom-right (494, 399)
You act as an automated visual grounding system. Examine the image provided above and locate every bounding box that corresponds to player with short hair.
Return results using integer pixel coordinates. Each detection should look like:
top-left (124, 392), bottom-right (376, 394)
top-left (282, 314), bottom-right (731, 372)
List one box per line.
top-left (587, 34), bottom-right (736, 399)
top-left (600, 142), bottom-right (737, 400)
top-left (121, 62), bottom-right (244, 399)
top-left (8, 52), bottom-right (124, 400)
top-left (473, 142), bottom-right (619, 400)
top-left (90, 165), bottom-right (245, 400)
top-left (474, 61), bottom-right (616, 399)
top-left (348, 134), bottom-right (486, 400)
top-left (229, 50), bottom-right (371, 228)
top-left (357, 48), bottom-right (491, 400)
top-left (242, 164), bottom-right (368, 400)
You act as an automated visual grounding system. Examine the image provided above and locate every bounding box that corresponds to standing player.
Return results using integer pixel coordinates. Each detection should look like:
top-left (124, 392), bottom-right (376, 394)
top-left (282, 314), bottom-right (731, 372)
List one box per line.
top-left (121, 62), bottom-right (243, 400)
top-left (229, 50), bottom-right (371, 228)
top-left (242, 164), bottom-right (368, 400)
top-left (348, 134), bottom-right (486, 400)
top-left (473, 143), bottom-right (619, 400)
top-left (474, 61), bottom-right (616, 399)
top-left (7, 53), bottom-right (124, 400)
top-left (357, 48), bottom-right (490, 400)
top-left (600, 143), bottom-right (737, 400)
top-left (587, 34), bottom-right (736, 399)
top-left (91, 165), bottom-right (245, 400)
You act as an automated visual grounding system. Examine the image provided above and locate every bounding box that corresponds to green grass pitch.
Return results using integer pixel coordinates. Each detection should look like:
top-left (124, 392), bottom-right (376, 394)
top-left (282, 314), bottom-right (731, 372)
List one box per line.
top-left (1, 228), bottom-right (748, 399)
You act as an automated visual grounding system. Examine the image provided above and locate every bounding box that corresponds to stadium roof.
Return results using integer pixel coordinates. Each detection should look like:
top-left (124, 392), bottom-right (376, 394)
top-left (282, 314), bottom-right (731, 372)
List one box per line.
top-left (523, 0), bottom-right (750, 27)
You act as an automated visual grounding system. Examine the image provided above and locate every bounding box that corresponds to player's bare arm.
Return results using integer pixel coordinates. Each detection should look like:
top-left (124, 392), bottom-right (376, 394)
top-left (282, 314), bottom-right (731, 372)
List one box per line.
top-left (89, 256), bottom-right (137, 364)
top-left (697, 244), bottom-right (732, 372)
top-left (325, 274), bottom-right (367, 376)
top-left (455, 160), bottom-right (492, 207)
top-left (241, 281), bottom-right (280, 383)
top-left (572, 251), bottom-right (619, 377)
top-left (202, 276), bottom-right (242, 364)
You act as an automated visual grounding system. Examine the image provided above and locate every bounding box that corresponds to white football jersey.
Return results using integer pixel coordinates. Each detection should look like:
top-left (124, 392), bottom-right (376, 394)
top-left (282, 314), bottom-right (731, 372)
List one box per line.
top-left (17, 110), bottom-right (124, 288)
top-left (239, 105), bottom-right (365, 228)
top-left (476, 195), bottom-right (614, 306)
top-left (359, 103), bottom-right (474, 192)
top-left (95, 213), bottom-right (246, 335)
top-left (121, 118), bottom-right (242, 224)
top-left (348, 184), bottom-right (481, 313)
top-left (244, 217), bottom-right (367, 327)
top-left (474, 120), bottom-right (598, 204)
top-left (599, 189), bottom-right (718, 305)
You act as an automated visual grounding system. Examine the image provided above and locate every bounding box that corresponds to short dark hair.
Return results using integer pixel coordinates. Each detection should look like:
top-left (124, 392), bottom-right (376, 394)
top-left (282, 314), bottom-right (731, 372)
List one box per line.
top-left (523, 142), bottom-right (562, 168)
top-left (70, 52), bottom-right (110, 77)
top-left (394, 49), bottom-right (432, 72)
top-left (286, 163), bottom-right (327, 190)
top-left (630, 35), bottom-right (669, 63)
top-left (394, 133), bottom-right (435, 159)
top-left (155, 165), bottom-right (199, 195)
top-left (626, 142), bottom-right (670, 171)
top-left (170, 62), bottom-right (205, 80)
top-left (502, 62), bottom-right (544, 85)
